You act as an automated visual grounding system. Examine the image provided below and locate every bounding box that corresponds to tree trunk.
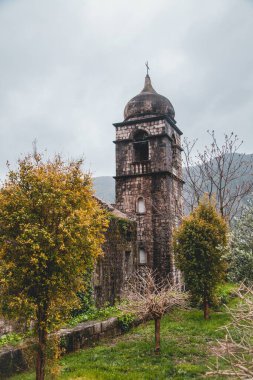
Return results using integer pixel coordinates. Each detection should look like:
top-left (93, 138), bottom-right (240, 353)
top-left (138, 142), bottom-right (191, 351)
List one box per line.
top-left (36, 306), bottom-right (48, 380)
top-left (203, 298), bottom-right (210, 320)
top-left (154, 318), bottom-right (161, 353)
top-left (36, 325), bottom-right (47, 380)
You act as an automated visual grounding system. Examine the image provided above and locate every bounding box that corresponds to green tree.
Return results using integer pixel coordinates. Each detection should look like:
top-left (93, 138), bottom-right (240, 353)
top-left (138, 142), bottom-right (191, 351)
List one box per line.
top-left (228, 200), bottom-right (253, 284)
top-left (0, 154), bottom-right (108, 380)
top-left (174, 197), bottom-right (228, 319)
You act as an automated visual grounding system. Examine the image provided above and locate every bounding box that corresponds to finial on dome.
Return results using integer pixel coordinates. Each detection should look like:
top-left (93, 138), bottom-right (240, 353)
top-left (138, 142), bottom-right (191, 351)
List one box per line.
top-left (123, 65), bottom-right (175, 120)
top-left (142, 68), bottom-right (156, 94)
top-left (145, 61), bottom-right (150, 76)
top-left (143, 61), bottom-right (155, 92)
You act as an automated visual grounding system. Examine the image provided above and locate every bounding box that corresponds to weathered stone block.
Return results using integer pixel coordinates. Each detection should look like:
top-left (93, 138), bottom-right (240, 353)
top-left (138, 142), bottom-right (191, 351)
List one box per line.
top-left (101, 317), bottom-right (118, 333)
top-left (93, 322), bottom-right (102, 335)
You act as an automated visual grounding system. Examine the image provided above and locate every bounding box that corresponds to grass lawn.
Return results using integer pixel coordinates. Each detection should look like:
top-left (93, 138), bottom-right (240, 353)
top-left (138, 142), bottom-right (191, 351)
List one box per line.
top-left (11, 307), bottom-right (231, 380)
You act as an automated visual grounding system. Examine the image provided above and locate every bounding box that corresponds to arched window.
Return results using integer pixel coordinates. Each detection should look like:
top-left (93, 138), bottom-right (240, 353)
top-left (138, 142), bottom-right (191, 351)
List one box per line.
top-left (133, 130), bottom-right (149, 162)
top-left (137, 197), bottom-right (146, 213)
top-left (139, 248), bottom-right (147, 264)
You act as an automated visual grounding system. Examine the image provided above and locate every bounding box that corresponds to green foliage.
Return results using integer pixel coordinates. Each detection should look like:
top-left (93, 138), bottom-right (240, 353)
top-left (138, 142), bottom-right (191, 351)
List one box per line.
top-left (0, 332), bottom-right (27, 347)
top-left (174, 197), bottom-right (228, 317)
top-left (71, 270), bottom-right (95, 317)
top-left (228, 200), bottom-right (253, 284)
top-left (0, 154), bottom-right (109, 376)
top-left (212, 283), bottom-right (238, 310)
top-left (108, 214), bottom-right (135, 242)
top-left (68, 304), bottom-right (120, 327)
top-left (118, 313), bottom-right (135, 332)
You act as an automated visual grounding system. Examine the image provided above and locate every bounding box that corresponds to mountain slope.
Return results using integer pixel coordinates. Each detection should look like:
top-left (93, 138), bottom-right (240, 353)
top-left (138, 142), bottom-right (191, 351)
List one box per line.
top-left (92, 176), bottom-right (115, 204)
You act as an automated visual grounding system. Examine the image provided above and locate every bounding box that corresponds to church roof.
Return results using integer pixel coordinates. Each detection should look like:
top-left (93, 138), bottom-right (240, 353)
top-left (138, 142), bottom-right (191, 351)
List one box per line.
top-left (95, 196), bottom-right (132, 220)
top-left (124, 74), bottom-right (175, 121)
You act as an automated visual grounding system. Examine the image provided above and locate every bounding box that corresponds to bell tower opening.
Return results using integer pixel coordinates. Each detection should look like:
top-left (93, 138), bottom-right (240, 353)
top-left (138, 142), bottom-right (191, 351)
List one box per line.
top-left (133, 130), bottom-right (149, 162)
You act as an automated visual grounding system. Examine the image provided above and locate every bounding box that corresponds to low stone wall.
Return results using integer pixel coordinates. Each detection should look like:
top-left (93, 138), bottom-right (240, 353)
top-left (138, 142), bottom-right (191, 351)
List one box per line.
top-left (57, 317), bottom-right (120, 353)
top-left (0, 317), bottom-right (121, 379)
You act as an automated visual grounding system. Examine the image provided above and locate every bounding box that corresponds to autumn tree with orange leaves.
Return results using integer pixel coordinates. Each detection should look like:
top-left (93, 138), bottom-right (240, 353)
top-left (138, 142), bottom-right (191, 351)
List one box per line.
top-left (0, 154), bottom-right (108, 380)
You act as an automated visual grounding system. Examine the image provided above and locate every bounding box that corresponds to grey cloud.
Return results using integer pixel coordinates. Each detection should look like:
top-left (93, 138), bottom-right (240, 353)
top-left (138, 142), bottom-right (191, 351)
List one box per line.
top-left (0, 0), bottom-right (252, 179)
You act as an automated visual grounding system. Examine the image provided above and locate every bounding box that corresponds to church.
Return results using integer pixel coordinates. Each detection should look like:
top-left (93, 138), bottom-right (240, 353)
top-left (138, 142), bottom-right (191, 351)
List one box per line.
top-left (94, 69), bottom-right (183, 305)
top-left (0, 70), bottom-right (184, 336)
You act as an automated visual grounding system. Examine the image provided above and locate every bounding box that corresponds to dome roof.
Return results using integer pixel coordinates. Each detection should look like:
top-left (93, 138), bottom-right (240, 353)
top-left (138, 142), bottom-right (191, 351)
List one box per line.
top-left (124, 75), bottom-right (175, 120)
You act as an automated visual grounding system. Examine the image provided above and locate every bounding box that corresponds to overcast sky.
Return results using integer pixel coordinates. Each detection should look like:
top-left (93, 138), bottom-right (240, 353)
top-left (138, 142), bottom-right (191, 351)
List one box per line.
top-left (0, 0), bottom-right (252, 177)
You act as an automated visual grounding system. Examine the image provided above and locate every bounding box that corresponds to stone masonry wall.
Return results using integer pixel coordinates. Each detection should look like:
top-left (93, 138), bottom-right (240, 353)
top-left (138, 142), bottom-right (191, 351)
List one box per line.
top-left (0, 316), bottom-right (132, 379)
top-left (94, 212), bottom-right (137, 307)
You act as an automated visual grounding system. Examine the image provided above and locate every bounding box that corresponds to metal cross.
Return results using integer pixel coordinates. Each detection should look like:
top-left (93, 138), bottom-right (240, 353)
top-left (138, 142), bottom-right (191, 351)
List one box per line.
top-left (145, 61), bottom-right (150, 75)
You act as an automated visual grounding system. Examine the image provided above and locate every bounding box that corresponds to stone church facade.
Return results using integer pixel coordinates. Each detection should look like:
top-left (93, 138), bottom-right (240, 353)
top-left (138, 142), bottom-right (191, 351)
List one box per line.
top-left (95, 72), bottom-right (183, 305)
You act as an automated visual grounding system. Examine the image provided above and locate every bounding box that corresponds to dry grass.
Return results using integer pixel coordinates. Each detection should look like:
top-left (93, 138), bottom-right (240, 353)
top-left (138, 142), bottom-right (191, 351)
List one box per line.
top-left (207, 284), bottom-right (253, 379)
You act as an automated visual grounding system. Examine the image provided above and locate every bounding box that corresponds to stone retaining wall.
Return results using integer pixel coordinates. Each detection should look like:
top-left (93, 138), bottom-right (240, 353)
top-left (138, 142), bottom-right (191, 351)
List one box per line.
top-left (0, 317), bottom-right (122, 379)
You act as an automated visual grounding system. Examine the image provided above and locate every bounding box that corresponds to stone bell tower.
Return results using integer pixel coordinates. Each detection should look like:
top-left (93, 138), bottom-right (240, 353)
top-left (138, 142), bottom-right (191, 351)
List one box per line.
top-left (114, 70), bottom-right (183, 281)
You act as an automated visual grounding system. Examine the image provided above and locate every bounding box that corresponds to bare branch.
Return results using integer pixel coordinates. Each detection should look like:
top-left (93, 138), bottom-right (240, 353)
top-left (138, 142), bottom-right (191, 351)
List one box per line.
top-left (208, 284), bottom-right (253, 378)
top-left (183, 131), bottom-right (253, 223)
top-left (119, 268), bottom-right (188, 352)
